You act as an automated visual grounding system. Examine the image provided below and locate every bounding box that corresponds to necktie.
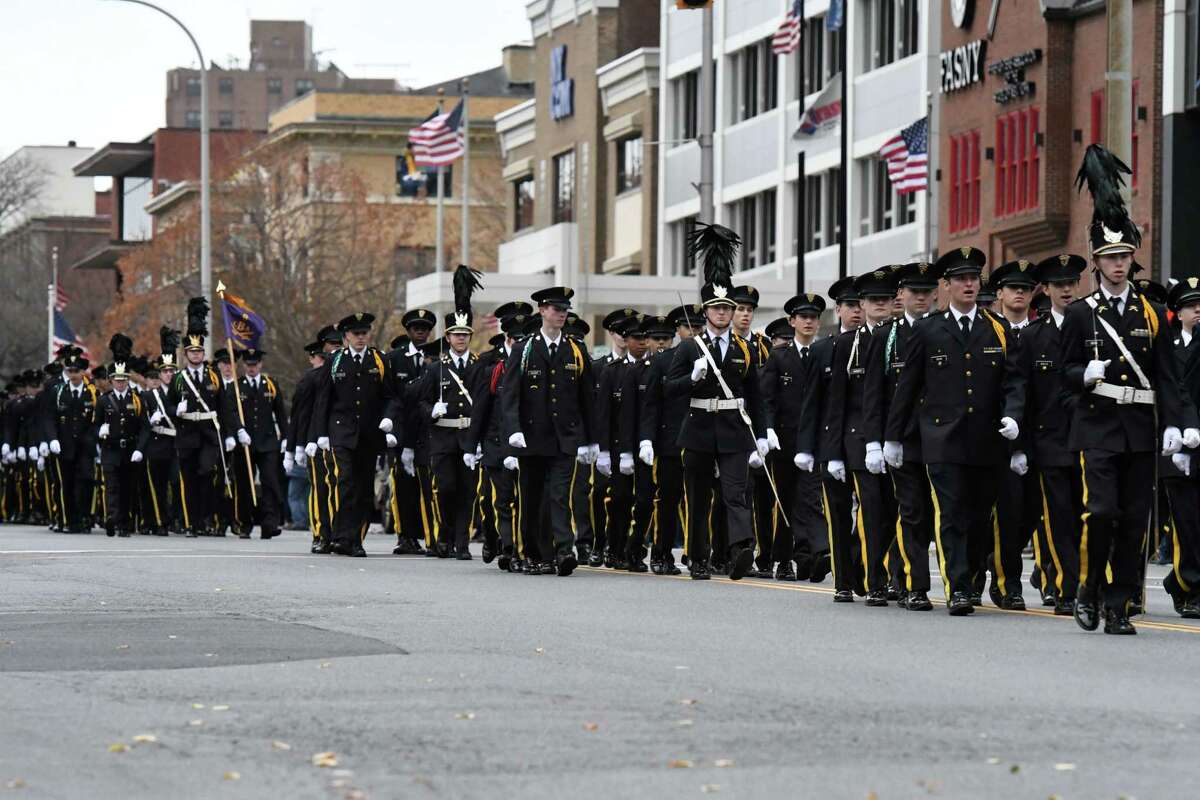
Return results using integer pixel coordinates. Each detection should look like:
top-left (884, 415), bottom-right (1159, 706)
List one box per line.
top-left (549, 342), bottom-right (558, 360)
top-left (1111, 296), bottom-right (1122, 316)
top-left (354, 352), bottom-right (362, 366)
top-left (960, 316), bottom-right (971, 337)
top-left (800, 346), bottom-right (809, 359)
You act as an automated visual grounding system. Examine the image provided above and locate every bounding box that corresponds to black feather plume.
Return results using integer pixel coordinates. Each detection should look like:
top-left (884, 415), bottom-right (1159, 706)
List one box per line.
top-left (452, 264), bottom-right (484, 313)
top-left (186, 297), bottom-right (209, 337)
top-left (108, 333), bottom-right (133, 364)
top-left (687, 222), bottom-right (740, 289)
top-left (159, 325), bottom-right (181, 354)
top-left (1075, 144), bottom-right (1141, 248)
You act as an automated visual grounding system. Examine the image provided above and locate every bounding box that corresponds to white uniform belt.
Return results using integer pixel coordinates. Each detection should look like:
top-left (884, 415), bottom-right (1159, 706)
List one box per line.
top-left (151, 425), bottom-right (177, 437)
top-left (180, 411), bottom-right (218, 421)
top-left (434, 417), bottom-right (471, 429)
top-left (689, 398), bottom-right (744, 412)
top-left (1091, 383), bottom-right (1156, 405)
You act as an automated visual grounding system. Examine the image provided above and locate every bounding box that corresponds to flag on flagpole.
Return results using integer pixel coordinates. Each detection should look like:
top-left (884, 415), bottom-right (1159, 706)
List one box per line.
top-left (52, 310), bottom-right (90, 359)
top-left (772, 1), bottom-right (803, 55)
top-left (793, 73), bottom-right (842, 138)
top-left (54, 285), bottom-right (69, 312)
top-left (878, 116), bottom-right (929, 194)
top-left (219, 289), bottom-right (266, 351)
top-left (826, 0), bottom-right (844, 31)
top-left (409, 100), bottom-right (466, 167)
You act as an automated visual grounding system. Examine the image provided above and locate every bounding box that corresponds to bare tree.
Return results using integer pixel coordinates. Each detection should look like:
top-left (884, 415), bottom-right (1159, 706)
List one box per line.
top-left (0, 152), bottom-right (46, 232)
top-left (0, 153), bottom-right (48, 374)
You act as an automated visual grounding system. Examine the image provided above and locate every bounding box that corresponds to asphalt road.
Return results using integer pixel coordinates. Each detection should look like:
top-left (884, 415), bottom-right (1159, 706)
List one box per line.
top-left (2, 525), bottom-right (1198, 800)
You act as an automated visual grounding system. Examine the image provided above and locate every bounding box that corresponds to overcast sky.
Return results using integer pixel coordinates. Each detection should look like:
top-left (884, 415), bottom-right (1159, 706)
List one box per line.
top-left (0, 0), bottom-right (531, 161)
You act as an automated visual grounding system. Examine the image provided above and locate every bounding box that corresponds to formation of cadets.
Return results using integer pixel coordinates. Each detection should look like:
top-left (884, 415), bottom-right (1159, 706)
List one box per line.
top-left (3, 145), bottom-right (1199, 636)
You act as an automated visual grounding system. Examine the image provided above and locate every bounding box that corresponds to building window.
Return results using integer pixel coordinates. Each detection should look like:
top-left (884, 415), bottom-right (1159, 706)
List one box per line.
top-left (948, 130), bottom-right (980, 233)
top-left (727, 190), bottom-right (778, 270)
top-left (553, 150), bottom-right (575, 223)
top-left (995, 106), bottom-right (1039, 216)
top-left (670, 216), bottom-right (699, 276)
top-left (1131, 80), bottom-right (1140, 187)
top-left (184, 110), bottom-right (201, 128)
top-left (859, 158), bottom-right (916, 236)
top-left (267, 78), bottom-right (282, 95)
top-left (186, 76), bottom-right (201, 97)
top-left (862, 0), bottom-right (920, 72)
top-left (296, 79), bottom-right (315, 98)
top-left (218, 77), bottom-right (234, 95)
top-left (617, 136), bottom-right (644, 193)
top-left (797, 15), bottom-right (842, 99)
top-left (729, 38), bottom-right (779, 124)
top-left (794, 168), bottom-right (842, 254)
top-left (514, 176), bottom-right (535, 231)
top-left (674, 71), bottom-right (699, 142)
top-left (218, 111), bottom-right (234, 129)
top-left (396, 156), bottom-right (452, 198)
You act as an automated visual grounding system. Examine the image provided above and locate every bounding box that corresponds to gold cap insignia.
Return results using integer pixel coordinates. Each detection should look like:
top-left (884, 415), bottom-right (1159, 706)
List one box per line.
top-left (1059, 254), bottom-right (1070, 266)
top-left (355, 312), bottom-right (365, 321)
top-left (806, 293), bottom-right (816, 301)
top-left (960, 247), bottom-right (971, 258)
top-left (624, 308), bottom-right (635, 316)
top-left (162, 354), bottom-right (174, 366)
top-left (564, 288), bottom-right (574, 298)
top-left (1190, 278), bottom-right (1200, 289)
top-left (874, 270), bottom-right (887, 279)
top-left (1018, 260), bottom-right (1030, 271)
top-left (918, 264), bottom-right (929, 274)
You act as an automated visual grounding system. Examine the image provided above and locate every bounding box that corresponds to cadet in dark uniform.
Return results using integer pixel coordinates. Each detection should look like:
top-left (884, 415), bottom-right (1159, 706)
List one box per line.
top-left (765, 317), bottom-right (792, 349)
top-left (52, 355), bottom-right (98, 532)
top-left (387, 308), bottom-right (437, 555)
top-left (96, 337), bottom-right (145, 537)
top-left (1162, 278), bottom-right (1200, 618)
top-left (139, 335), bottom-right (180, 537)
top-left (884, 248), bottom-right (1026, 616)
top-left (595, 313), bottom-right (641, 569)
top-left (221, 348), bottom-right (286, 539)
top-left (501, 286), bottom-right (598, 577)
top-left (587, 309), bottom-right (636, 566)
top-left (301, 326), bottom-right (343, 552)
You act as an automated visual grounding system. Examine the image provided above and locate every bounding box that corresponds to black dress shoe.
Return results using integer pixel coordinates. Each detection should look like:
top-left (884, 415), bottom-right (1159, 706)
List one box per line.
top-left (1074, 599), bottom-right (1100, 631)
top-left (312, 541), bottom-right (325, 554)
top-left (117, 531), bottom-right (131, 538)
top-left (1103, 609), bottom-right (1137, 635)
top-left (576, 544), bottom-right (591, 564)
top-left (1041, 589), bottom-right (1057, 607)
top-left (481, 543), bottom-right (496, 563)
top-left (833, 589), bottom-right (854, 603)
top-left (557, 554), bottom-right (577, 576)
top-left (969, 591), bottom-right (984, 607)
top-left (907, 591), bottom-right (933, 611)
top-left (886, 586), bottom-right (901, 602)
top-left (423, 546), bottom-right (439, 557)
top-left (755, 564), bottom-right (774, 579)
top-left (665, 561), bottom-right (682, 576)
top-left (510, 558), bottom-right (525, 573)
top-left (237, 532), bottom-right (251, 539)
top-left (106, 527), bottom-right (116, 537)
top-left (988, 580), bottom-right (1004, 608)
top-left (628, 559), bottom-right (648, 573)
top-left (318, 540), bottom-right (333, 554)
top-left (330, 541), bottom-right (351, 556)
top-left (587, 550), bottom-right (604, 568)
top-left (261, 529), bottom-right (280, 539)
top-left (865, 590), bottom-right (889, 607)
top-left (775, 562), bottom-right (796, 581)
top-left (435, 544), bottom-right (451, 558)
top-left (498, 553), bottom-right (512, 571)
top-left (792, 558), bottom-right (811, 581)
top-left (456, 549), bottom-right (473, 561)
top-left (690, 560), bottom-right (711, 580)
top-left (1127, 600), bottom-right (1144, 617)
top-left (350, 546), bottom-right (367, 558)
top-left (948, 592), bottom-right (975, 616)
top-left (523, 560), bottom-right (541, 575)
top-left (810, 552), bottom-right (831, 583)
top-left (650, 559), bottom-right (664, 575)
top-left (539, 561), bottom-right (557, 575)
top-left (1181, 598), bottom-right (1200, 619)
top-left (1054, 596), bottom-right (1075, 616)
top-left (1002, 594), bottom-right (1026, 611)
top-left (728, 546), bottom-right (754, 581)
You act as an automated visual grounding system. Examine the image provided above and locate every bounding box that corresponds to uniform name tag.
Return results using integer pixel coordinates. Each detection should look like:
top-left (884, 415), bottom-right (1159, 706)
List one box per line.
top-left (1085, 338), bottom-right (1103, 349)
top-left (848, 367), bottom-right (865, 377)
top-left (982, 346), bottom-right (1003, 355)
top-left (527, 368), bottom-right (543, 378)
top-left (565, 362), bottom-right (581, 372)
top-left (1034, 360), bottom-right (1054, 368)
top-left (890, 360), bottom-right (905, 369)
top-left (729, 357), bottom-right (745, 365)
top-left (930, 355), bottom-right (948, 366)
top-left (1131, 329), bottom-right (1151, 338)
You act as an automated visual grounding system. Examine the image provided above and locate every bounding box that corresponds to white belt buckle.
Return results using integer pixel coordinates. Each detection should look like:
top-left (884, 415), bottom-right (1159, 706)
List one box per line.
top-left (1119, 386), bottom-right (1135, 404)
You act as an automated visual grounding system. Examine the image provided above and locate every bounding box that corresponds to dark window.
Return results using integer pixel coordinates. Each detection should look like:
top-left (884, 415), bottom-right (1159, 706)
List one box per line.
top-left (396, 155), bottom-right (452, 198)
top-left (296, 79), bottom-right (315, 98)
top-left (218, 111), bottom-right (234, 129)
top-left (185, 110), bottom-right (201, 128)
top-left (553, 150), bottom-right (575, 223)
top-left (186, 76), bottom-right (201, 97)
top-left (218, 77), bottom-right (234, 95)
top-left (995, 106), bottom-right (1039, 215)
top-left (267, 78), bottom-right (282, 95)
top-left (514, 177), bottom-right (535, 231)
top-left (679, 71), bottom-right (699, 140)
top-left (617, 136), bottom-right (644, 193)
top-left (1131, 80), bottom-right (1140, 187)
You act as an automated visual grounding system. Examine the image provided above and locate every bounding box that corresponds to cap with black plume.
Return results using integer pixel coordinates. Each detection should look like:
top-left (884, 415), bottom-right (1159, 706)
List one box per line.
top-left (159, 325), bottom-right (181, 367)
top-left (185, 297), bottom-right (209, 350)
top-left (1075, 144), bottom-right (1140, 256)
top-left (688, 222), bottom-right (741, 308)
top-left (446, 264), bottom-right (484, 334)
top-left (109, 333), bottom-right (133, 378)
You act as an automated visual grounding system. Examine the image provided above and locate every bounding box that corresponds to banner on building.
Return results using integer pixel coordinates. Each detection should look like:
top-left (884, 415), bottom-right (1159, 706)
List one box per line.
top-left (793, 74), bottom-right (842, 139)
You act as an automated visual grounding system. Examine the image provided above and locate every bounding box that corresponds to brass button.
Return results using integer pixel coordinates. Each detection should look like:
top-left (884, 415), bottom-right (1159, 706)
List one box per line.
top-left (1119, 356), bottom-right (1126, 363)
top-left (967, 406), bottom-right (974, 413)
top-left (965, 354), bottom-right (972, 360)
top-left (550, 369), bottom-right (556, 375)
top-left (1121, 374), bottom-right (1128, 381)
top-left (965, 371), bottom-right (972, 378)
top-left (967, 389), bottom-right (973, 395)
top-left (934, 418), bottom-right (940, 424)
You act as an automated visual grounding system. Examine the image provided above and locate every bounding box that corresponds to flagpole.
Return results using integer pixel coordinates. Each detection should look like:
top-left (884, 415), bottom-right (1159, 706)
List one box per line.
top-left (795, 0), bottom-right (805, 294)
top-left (47, 246), bottom-right (58, 362)
top-left (216, 281), bottom-right (257, 508)
top-left (837, 0), bottom-right (848, 281)
top-left (435, 88), bottom-right (446, 273)
top-left (460, 78), bottom-right (470, 266)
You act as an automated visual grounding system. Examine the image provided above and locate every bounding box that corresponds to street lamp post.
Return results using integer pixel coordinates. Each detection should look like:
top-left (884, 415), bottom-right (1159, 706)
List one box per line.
top-left (107, 0), bottom-right (212, 355)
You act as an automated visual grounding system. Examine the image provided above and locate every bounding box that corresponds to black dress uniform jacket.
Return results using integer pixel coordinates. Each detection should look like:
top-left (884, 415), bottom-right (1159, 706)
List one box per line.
top-left (167, 366), bottom-right (224, 451)
top-left (796, 333), bottom-right (840, 459)
top-left (823, 326), bottom-right (877, 470)
top-left (500, 334), bottom-right (595, 457)
top-left (288, 369), bottom-right (318, 450)
top-left (665, 331), bottom-right (766, 453)
top-left (862, 317), bottom-right (922, 462)
top-left (310, 347), bottom-right (398, 453)
top-left (1015, 314), bottom-right (1076, 468)
top-left (54, 382), bottom-right (98, 460)
top-left (137, 386), bottom-right (177, 460)
top-left (419, 353), bottom-right (478, 457)
top-left (96, 390), bottom-right (144, 466)
top-left (640, 346), bottom-right (689, 454)
top-left (222, 375), bottom-right (287, 453)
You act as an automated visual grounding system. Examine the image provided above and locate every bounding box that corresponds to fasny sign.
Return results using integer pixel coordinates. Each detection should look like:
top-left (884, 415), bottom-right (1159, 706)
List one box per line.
top-left (940, 39), bottom-right (987, 94)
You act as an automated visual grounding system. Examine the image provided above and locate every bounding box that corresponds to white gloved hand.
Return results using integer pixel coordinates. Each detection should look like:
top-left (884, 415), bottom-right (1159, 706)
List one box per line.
top-left (596, 451), bottom-right (612, 477)
top-left (296, 448), bottom-right (307, 468)
top-left (224, 437), bottom-right (236, 453)
top-left (385, 433), bottom-right (398, 449)
top-left (401, 447), bottom-right (415, 476)
top-left (463, 452), bottom-right (478, 470)
top-left (378, 417), bottom-right (393, 433)
top-left (794, 452), bottom-right (815, 472)
top-left (283, 451), bottom-right (294, 471)
top-left (588, 443), bottom-right (600, 464)
top-left (619, 452), bottom-right (634, 475)
top-left (304, 442), bottom-right (318, 459)
top-left (16, 446), bottom-right (26, 461)
top-left (998, 416), bottom-right (1020, 441)
top-left (508, 432), bottom-right (527, 449)
top-left (883, 441), bottom-right (904, 469)
top-left (49, 440), bottom-right (61, 455)
top-left (1009, 451), bottom-right (1029, 476)
top-left (237, 428), bottom-right (251, 446)
top-left (176, 400), bottom-right (188, 416)
top-left (1164, 426), bottom-right (1184, 456)
top-left (691, 356), bottom-right (708, 382)
top-left (98, 423), bottom-right (110, 440)
top-left (865, 442), bottom-right (886, 475)
top-left (36, 457), bottom-right (45, 472)
top-left (280, 439), bottom-right (288, 454)
top-left (765, 428), bottom-right (781, 451)
top-left (38, 442), bottom-right (48, 458)
top-left (150, 409), bottom-right (164, 425)
top-left (0, 444), bottom-right (9, 458)
top-left (431, 402), bottom-right (448, 419)
top-left (1173, 452), bottom-right (1192, 476)
top-left (638, 440), bottom-right (655, 466)
top-left (576, 445), bottom-right (592, 465)
top-left (1084, 359), bottom-right (1111, 387)
top-left (503, 456), bottom-right (519, 471)
top-left (827, 460), bottom-right (846, 483)
top-left (130, 450), bottom-right (144, 464)
top-left (755, 438), bottom-right (770, 458)
top-left (748, 451), bottom-right (764, 469)
top-left (317, 436), bottom-right (330, 451)
top-left (1185, 428), bottom-right (1200, 449)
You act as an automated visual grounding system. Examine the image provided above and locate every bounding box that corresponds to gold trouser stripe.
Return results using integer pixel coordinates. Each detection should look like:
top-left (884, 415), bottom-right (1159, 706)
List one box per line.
top-left (308, 460), bottom-right (320, 539)
top-left (390, 468), bottom-right (402, 538)
top-left (430, 473), bottom-right (442, 544)
top-left (890, 474), bottom-right (913, 591)
top-left (146, 463), bottom-right (162, 526)
top-left (1078, 453), bottom-right (1091, 585)
top-left (651, 457), bottom-right (661, 550)
top-left (926, 466), bottom-right (951, 599)
top-left (1171, 508), bottom-right (1192, 594)
top-left (1038, 474), bottom-right (1067, 596)
top-left (821, 483), bottom-right (836, 580)
top-left (851, 474), bottom-right (870, 594)
top-left (178, 470), bottom-right (189, 529)
top-left (991, 506), bottom-right (1008, 596)
top-left (681, 451), bottom-right (690, 554)
top-left (568, 459), bottom-right (579, 536)
top-left (326, 450), bottom-right (339, 513)
top-left (54, 459), bottom-right (68, 527)
top-left (514, 462), bottom-right (524, 558)
top-left (417, 467), bottom-right (432, 548)
top-left (471, 465), bottom-right (485, 539)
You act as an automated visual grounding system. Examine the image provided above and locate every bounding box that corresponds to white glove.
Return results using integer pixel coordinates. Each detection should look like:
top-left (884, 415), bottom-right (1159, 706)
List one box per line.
top-left (150, 409), bottom-right (164, 425)
top-left (748, 451), bottom-right (764, 469)
top-left (596, 451), bottom-right (612, 477)
top-left (883, 441), bottom-right (904, 469)
top-left (304, 442), bottom-right (318, 459)
top-left (827, 460), bottom-right (846, 483)
top-left (378, 417), bottom-right (393, 433)
top-left (503, 456), bottom-right (519, 471)
top-left (765, 428), bottom-right (781, 451)
top-left (588, 443), bottom-right (600, 464)
top-left (280, 439), bottom-right (288, 454)
top-left (1164, 426), bottom-right (1184, 456)
top-left (1185, 428), bottom-right (1200, 449)
top-left (296, 448), bottom-right (307, 468)
top-left (638, 440), bottom-right (655, 466)
top-left (0, 444), bottom-right (9, 458)
top-left (49, 440), bottom-right (61, 455)
top-left (224, 437), bottom-right (236, 452)
top-left (17, 446), bottom-right (26, 461)
top-left (1084, 359), bottom-right (1111, 387)
top-left (794, 452), bottom-right (815, 472)
top-left (131, 450), bottom-right (144, 464)
top-left (3, 452), bottom-right (12, 464)
top-left (237, 428), bottom-right (251, 446)
top-left (619, 452), bottom-right (634, 475)
top-left (283, 451), bottom-right (294, 471)
top-left (385, 433), bottom-right (398, 449)
top-left (317, 436), bottom-right (330, 451)
top-left (1173, 452), bottom-right (1192, 476)
top-left (691, 356), bottom-right (708, 382)
top-left (176, 400), bottom-right (188, 416)
top-left (38, 442), bottom-right (48, 458)
top-left (508, 432), bottom-right (527, 449)
top-left (576, 445), bottom-right (591, 465)
top-left (865, 442), bottom-right (886, 475)
top-left (755, 438), bottom-right (769, 458)
top-left (998, 417), bottom-right (1020, 441)
top-left (431, 402), bottom-right (448, 419)
top-left (98, 424), bottom-right (110, 440)
top-left (463, 452), bottom-right (478, 470)
top-left (1009, 451), bottom-right (1029, 476)
top-left (36, 457), bottom-right (45, 472)
top-left (401, 448), bottom-right (415, 476)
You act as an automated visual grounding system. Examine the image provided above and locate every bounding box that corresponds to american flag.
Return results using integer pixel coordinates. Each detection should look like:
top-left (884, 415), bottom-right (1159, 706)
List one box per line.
top-left (54, 285), bottom-right (69, 311)
top-left (878, 116), bottom-right (929, 194)
top-left (409, 100), bottom-right (465, 167)
top-left (52, 310), bottom-right (90, 360)
top-left (771, 1), bottom-right (802, 55)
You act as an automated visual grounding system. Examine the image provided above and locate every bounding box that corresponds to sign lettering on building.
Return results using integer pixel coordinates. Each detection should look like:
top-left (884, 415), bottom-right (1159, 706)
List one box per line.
top-left (550, 45), bottom-right (574, 121)
top-left (940, 40), bottom-right (987, 94)
top-left (988, 48), bottom-right (1042, 104)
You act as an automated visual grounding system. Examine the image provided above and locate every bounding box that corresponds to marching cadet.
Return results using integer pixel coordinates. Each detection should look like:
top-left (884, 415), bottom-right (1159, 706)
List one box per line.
top-left (633, 313), bottom-right (680, 575)
top-left (291, 336), bottom-right (328, 551)
top-left (52, 354), bottom-right (98, 533)
top-left (797, 277), bottom-right (862, 599)
top-left (501, 286), bottom-right (598, 577)
top-left (138, 333), bottom-right (180, 537)
top-left (595, 313), bottom-right (643, 570)
top-left (824, 269), bottom-right (901, 606)
top-left (1062, 145), bottom-right (1198, 634)
top-left (222, 348), bottom-right (286, 540)
top-left (666, 224), bottom-right (768, 581)
top-left (420, 266), bottom-right (483, 559)
top-left (96, 336), bottom-right (145, 537)
top-left (862, 262), bottom-right (938, 610)
top-left (301, 326), bottom-right (343, 552)
top-left (587, 309), bottom-right (636, 566)
top-left (168, 299), bottom-right (226, 538)
top-left (387, 308), bottom-right (437, 555)
top-left (766, 318), bottom-right (792, 349)
top-left (214, 349), bottom-right (246, 536)
top-left (310, 312), bottom-right (399, 557)
top-left (883, 248), bottom-right (1026, 616)
top-left (1162, 278), bottom-right (1200, 619)
top-left (761, 293), bottom-right (829, 582)
top-left (563, 312), bottom-right (600, 566)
